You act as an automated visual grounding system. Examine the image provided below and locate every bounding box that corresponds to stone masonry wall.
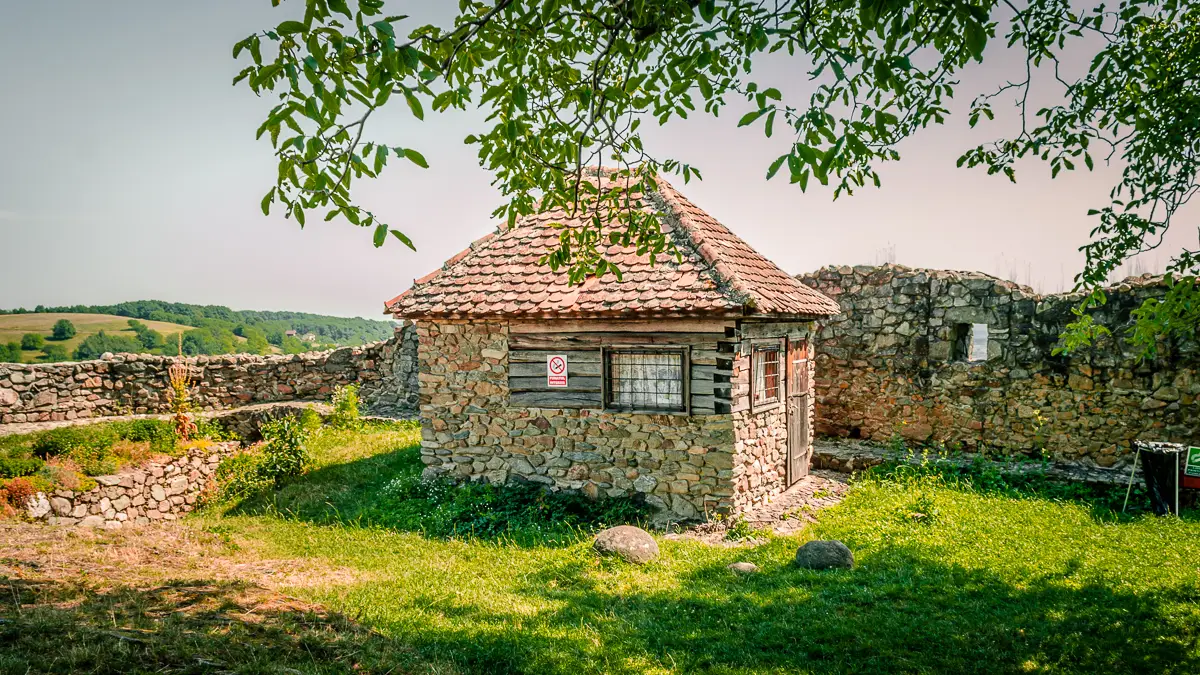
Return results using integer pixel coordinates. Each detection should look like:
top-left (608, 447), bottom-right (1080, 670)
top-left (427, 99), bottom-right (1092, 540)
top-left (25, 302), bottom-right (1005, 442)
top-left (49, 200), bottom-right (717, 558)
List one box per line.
top-left (416, 320), bottom-right (738, 519)
top-left (0, 325), bottom-right (418, 425)
top-left (26, 442), bottom-right (239, 529)
top-left (797, 264), bottom-right (1200, 468)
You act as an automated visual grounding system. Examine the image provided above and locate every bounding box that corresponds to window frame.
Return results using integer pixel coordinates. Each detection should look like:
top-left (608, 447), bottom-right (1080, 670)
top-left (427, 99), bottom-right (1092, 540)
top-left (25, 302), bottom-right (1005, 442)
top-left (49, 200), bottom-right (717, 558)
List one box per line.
top-left (750, 338), bottom-right (785, 413)
top-left (601, 346), bottom-right (691, 415)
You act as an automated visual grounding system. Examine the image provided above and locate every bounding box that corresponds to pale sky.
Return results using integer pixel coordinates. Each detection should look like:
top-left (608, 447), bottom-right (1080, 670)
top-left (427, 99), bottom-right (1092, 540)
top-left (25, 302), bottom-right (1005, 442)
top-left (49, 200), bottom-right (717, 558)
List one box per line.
top-left (0, 2), bottom-right (1189, 319)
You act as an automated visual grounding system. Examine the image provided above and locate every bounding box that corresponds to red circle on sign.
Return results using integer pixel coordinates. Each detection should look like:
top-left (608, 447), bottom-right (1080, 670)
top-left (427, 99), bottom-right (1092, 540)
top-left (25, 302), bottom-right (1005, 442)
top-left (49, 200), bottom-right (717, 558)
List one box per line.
top-left (548, 357), bottom-right (566, 374)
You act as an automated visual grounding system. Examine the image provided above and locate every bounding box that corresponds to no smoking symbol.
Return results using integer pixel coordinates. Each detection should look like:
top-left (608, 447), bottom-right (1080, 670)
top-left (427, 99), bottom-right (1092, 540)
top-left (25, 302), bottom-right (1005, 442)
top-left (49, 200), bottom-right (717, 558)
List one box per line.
top-left (548, 356), bottom-right (566, 374)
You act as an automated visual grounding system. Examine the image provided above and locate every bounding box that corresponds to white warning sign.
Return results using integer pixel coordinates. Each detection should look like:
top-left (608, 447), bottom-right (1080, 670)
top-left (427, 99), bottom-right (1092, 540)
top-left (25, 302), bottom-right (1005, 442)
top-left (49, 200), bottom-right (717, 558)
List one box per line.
top-left (547, 354), bottom-right (568, 388)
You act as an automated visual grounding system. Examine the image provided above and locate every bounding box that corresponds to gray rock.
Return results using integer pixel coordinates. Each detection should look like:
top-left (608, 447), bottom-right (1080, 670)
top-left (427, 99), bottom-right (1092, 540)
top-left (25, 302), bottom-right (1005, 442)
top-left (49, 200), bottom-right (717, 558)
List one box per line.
top-left (79, 515), bottom-right (105, 528)
top-left (794, 540), bottom-right (854, 570)
top-left (95, 475), bottom-right (122, 487)
top-left (26, 493), bottom-right (51, 518)
top-left (593, 525), bottom-right (659, 564)
top-left (727, 562), bottom-right (759, 574)
top-left (151, 484), bottom-right (166, 501)
top-left (50, 496), bottom-right (72, 516)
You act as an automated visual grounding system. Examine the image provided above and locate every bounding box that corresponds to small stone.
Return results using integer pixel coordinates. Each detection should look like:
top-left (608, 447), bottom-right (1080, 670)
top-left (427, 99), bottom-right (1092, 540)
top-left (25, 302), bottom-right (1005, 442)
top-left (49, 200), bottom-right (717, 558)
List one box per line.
top-left (727, 562), bottom-right (759, 575)
top-left (50, 497), bottom-right (72, 516)
top-left (593, 525), bottom-right (659, 564)
top-left (151, 485), bottom-right (166, 501)
top-left (79, 515), bottom-right (105, 528)
top-left (794, 540), bottom-right (855, 570)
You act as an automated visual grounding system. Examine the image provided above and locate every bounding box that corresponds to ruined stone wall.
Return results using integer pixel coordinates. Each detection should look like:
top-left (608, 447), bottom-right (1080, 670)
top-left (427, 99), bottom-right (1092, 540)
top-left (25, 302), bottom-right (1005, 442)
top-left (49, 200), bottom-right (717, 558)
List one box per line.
top-left (27, 442), bottom-right (239, 529)
top-left (798, 264), bottom-right (1199, 467)
top-left (415, 320), bottom-right (738, 519)
top-left (0, 325), bottom-right (419, 424)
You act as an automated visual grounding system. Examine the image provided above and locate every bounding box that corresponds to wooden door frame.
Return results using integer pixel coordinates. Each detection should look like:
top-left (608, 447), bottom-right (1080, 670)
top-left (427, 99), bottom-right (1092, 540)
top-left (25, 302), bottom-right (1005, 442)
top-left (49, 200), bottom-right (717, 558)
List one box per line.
top-left (785, 337), bottom-right (811, 486)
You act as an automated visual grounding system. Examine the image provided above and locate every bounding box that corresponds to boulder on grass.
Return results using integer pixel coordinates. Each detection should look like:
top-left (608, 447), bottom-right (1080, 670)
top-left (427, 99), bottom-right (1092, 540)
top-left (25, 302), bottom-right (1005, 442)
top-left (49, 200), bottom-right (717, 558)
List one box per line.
top-left (593, 525), bottom-right (659, 564)
top-left (794, 540), bottom-right (854, 570)
top-left (727, 562), bottom-right (759, 575)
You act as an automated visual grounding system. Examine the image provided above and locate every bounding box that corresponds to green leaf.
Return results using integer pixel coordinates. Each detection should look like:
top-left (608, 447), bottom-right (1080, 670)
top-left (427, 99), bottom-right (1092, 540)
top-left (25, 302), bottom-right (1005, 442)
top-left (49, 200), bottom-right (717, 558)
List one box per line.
top-left (390, 229), bottom-right (416, 250)
top-left (372, 20), bottom-right (395, 38)
top-left (737, 109), bottom-right (766, 127)
top-left (513, 84), bottom-right (528, 111)
top-left (403, 90), bottom-right (424, 120)
top-left (766, 155), bottom-right (787, 180)
top-left (276, 20), bottom-right (307, 35)
top-left (403, 148), bottom-right (429, 168)
top-left (261, 188), bottom-right (275, 216)
top-left (965, 21), bottom-right (987, 61)
top-left (373, 223), bottom-right (387, 247)
top-left (294, 206), bottom-right (306, 227)
top-left (699, 0), bottom-right (716, 22)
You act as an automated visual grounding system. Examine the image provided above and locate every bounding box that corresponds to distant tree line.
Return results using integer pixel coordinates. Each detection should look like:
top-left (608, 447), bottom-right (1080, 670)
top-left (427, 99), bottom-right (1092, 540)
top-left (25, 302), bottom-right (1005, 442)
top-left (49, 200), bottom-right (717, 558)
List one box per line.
top-left (0, 300), bottom-right (396, 346)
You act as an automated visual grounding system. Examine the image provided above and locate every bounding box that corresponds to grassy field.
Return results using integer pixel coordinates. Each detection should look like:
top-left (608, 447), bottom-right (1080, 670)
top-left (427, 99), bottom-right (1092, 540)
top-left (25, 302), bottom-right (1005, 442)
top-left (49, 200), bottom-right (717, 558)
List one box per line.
top-left (3, 426), bottom-right (1199, 674)
top-left (0, 313), bottom-right (192, 363)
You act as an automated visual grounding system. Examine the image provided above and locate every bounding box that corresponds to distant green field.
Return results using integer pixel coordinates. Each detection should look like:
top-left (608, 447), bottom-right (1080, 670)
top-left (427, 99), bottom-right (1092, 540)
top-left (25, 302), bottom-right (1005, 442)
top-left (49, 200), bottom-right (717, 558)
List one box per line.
top-left (0, 313), bottom-right (193, 363)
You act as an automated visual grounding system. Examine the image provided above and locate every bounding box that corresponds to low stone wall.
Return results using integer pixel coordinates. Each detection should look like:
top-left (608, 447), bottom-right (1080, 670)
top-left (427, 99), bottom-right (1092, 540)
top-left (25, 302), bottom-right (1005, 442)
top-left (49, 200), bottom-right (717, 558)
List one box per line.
top-left (0, 325), bottom-right (418, 425)
top-left (27, 442), bottom-right (239, 528)
top-left (798, 265), bottom-right (1200, 467)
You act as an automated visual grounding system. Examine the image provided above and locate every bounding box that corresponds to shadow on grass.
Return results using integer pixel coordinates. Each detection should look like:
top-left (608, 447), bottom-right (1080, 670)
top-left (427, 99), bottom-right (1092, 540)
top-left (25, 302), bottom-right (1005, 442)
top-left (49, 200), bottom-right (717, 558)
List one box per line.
top-left (219, 441), bottom-right (624, 547)
top-left (380, 546), bottom-right (1200, 675)
top-left (5, 544), bottom-right (1197, 675)
top-left (0, 577), bottom-right (428, 674)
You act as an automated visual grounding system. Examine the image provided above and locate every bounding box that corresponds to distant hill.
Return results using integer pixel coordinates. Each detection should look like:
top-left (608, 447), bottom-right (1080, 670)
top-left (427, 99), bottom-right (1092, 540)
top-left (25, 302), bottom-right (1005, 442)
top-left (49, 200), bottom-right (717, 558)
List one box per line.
top-left (0, 301), bottom-right (397, 364)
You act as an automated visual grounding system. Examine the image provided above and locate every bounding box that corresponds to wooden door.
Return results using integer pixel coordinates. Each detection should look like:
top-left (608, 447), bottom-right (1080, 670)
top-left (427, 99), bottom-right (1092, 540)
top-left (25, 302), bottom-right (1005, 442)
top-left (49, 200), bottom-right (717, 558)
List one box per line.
top-left (786, 338), bottom-right (811, 485)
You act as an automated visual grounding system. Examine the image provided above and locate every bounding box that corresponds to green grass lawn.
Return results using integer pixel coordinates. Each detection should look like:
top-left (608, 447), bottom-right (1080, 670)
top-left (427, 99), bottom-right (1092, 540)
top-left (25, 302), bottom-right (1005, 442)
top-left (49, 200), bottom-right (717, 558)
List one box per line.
top-left (5, 425), bottom-right (1199, 674)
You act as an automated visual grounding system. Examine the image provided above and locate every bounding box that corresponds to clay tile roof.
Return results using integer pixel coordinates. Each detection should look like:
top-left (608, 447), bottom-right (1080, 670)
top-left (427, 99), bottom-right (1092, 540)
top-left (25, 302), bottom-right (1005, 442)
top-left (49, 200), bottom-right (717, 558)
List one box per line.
top-left (384, 169), bottom-right (839, 319)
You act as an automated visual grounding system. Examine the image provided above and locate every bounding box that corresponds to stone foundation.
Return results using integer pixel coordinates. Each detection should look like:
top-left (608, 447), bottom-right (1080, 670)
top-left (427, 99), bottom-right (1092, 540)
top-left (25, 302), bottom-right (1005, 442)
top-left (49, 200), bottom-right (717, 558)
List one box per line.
top-left (27, 442), bottom-right (238, 528)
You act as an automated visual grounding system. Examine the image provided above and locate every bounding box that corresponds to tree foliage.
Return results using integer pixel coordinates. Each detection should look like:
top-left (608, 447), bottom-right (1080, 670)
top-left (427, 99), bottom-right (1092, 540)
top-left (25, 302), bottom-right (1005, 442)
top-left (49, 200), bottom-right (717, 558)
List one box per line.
top-left (20, 334), bottom-right (44, 351)
top-left (72, 332), bottom-right (143, 361)
top-left (238, 0), bottom-right (1198, 354)
top-left (51, 319), bottom-right (76, 341)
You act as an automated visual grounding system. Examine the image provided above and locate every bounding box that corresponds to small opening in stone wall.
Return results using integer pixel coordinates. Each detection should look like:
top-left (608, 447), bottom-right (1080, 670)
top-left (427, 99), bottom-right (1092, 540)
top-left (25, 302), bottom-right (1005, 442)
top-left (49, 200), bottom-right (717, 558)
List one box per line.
top-left (848, 427), bottom-right (862, 439)
top-left (952, 323), bottom-right (989, 362)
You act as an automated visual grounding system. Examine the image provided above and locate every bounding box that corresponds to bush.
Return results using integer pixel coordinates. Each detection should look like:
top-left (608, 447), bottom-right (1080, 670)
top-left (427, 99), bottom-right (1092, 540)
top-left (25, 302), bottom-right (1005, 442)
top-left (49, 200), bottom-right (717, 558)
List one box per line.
top-left (378, 475), bottom-right (651, 539)
top-left (51, 319), bottom-right (76, 340)
top-left (0, 342), bottom-right (20, 363)
top-left (258, 417), bottom-right (312, 486)
top-left (121, 419), bottom-right (178, 454)
top-left (32, 426), bottom-right (116, 460)
top-left (195, 417), bottom-right (237, 442)
top-left (0, 477), bottom-right (37, 509)
top-left (212, 451), bottom-right (274, 503)
top-left (21, 333), bottom-right (44, 350)
top-left (0, 457), bottom-right (45, 479)
top-left (73, 331), bottom-right (143, 360)
top-left (299, 408), bottom-right (324, 435)
top-left (40, 344), bottom-right (70, 362)
top-left (329, 384), bottom-right (360, 429)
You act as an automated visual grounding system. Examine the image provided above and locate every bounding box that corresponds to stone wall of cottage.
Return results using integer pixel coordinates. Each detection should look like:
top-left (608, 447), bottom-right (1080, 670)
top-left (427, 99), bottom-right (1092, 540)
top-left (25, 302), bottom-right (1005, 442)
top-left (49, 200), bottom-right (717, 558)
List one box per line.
top-left (797, 264), bottom-right (1200, 467)
top-left (25, 442), bottom-right (239, 528)
top-left (728, 322), bottom-right (819, 511)
top-left (415, 320), bottom-right (739, 519)
top-left (0, 325), bottom-right (419, 424)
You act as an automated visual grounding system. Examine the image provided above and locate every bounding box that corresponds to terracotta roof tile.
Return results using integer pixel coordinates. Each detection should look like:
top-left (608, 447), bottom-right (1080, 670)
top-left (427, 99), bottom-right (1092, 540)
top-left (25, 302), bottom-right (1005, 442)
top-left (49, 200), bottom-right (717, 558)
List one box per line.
top-left (385, 169), bottom-right (838, 319)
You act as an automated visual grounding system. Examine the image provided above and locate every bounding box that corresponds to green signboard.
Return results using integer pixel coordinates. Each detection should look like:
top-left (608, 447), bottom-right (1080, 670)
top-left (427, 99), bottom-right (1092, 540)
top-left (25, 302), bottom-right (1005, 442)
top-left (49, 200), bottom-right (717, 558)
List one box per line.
top-left (1187, 447), bottom-right (1200, 478)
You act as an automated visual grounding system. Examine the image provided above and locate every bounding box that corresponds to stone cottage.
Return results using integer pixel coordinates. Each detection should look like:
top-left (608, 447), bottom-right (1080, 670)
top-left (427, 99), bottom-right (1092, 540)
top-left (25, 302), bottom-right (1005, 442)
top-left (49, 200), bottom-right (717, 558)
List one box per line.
top-left (385, 168), bottom-right (839, 519)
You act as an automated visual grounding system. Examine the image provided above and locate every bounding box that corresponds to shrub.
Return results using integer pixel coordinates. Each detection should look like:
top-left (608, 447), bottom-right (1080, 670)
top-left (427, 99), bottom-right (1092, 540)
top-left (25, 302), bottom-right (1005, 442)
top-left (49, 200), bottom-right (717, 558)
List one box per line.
top-left (32, 425), bottom-right (116, 460)
top-left (38, 458), bottom-right (91, 492)
top-left (122, 419), bottom-right (178, 454)
top-left (20, 333), bottom-right (44, 350)
top-left (212, 450), bottom-right (274, 503)
top-left (0, 342), bottom-right (20, 363)
top-left (329, 384), bottom-right (361, 429)
top-left (195, 417), bottom-right (237, 442)
top-left (51, 319), bottom-right (76, 340)
top-left (40, 344), bottom-right (70, 362)
top-left (0, 457), bottom-right (45, 479)
top-left (299, 408), bottom-right (324, 435)
top-left (1, 477), bottom-right (37, 509)
top-left (72, 331), bottom-right (142, 360)
top-left (258, 417), bottom-right (312, 486)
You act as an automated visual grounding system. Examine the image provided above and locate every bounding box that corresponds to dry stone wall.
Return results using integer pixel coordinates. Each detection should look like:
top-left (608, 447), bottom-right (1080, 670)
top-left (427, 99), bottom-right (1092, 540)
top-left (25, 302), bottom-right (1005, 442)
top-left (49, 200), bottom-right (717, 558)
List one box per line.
top-left (798, 264), bottom-right (1199, 467)
top-left (416, 320), bottom-right (738, 519)
top-left (0, 325), bottom-right (418, 425)
top-left (26, 442), bottom-right (239, 529)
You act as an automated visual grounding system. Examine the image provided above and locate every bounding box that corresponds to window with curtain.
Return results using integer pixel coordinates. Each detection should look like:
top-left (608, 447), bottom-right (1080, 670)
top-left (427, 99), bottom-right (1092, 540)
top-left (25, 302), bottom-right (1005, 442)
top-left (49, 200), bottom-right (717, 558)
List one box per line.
top-left (752, 341), bottom-right (782, 408)
top-left (604, 348), bottom-right (687, 412)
